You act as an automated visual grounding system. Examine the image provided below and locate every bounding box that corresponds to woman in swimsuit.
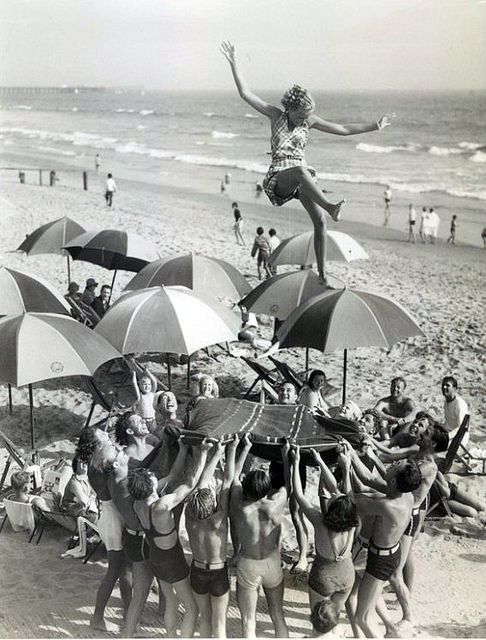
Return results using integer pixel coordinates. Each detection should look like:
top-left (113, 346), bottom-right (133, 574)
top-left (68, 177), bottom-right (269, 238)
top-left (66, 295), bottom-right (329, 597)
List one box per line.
top-left (291, 446), bottom-right (359, 633)
top-left (221, 41), bottom-right (395, 286)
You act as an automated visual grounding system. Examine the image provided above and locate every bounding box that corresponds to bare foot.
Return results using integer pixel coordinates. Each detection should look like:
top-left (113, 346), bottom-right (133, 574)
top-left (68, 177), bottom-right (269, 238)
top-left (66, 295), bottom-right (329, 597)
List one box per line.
top-left (290, 559), bottom-right (308, 574)
top-left (329, 199), bottom-right (346, 222)
top-left (318, 275), bottom-right (336, 289)
top-left (384, 625), bottom-right (403, 638)
top-left (90, 618), bottom-right (119, 632)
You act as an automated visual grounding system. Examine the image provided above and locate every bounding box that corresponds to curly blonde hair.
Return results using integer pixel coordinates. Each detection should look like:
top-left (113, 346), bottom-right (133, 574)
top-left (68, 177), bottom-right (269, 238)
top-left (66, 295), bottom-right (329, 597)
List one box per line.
top-left (281, 84), bottom-right (315, 113)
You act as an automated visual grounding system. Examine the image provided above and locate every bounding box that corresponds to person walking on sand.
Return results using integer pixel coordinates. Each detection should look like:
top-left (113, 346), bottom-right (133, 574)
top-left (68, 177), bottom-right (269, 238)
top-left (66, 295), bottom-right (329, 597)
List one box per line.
top-left (419, 206), bottom-right (427, 243)
top-left (447, 214), bottom-right (458, 245)
top-left (268, 228), bottom-right (280, 275)
top-left (105, 173), bottom-right (117, 207)
top-left (233, 208), bottom-right (246, 246)
top-left (407, 204), bottom-right (416, 243)
top-left (251, 226), bottom-right (272, 280)
top-left (383, 185), bottom-right (392, 226)
top-left (221, 41), bottom-right (395, 287)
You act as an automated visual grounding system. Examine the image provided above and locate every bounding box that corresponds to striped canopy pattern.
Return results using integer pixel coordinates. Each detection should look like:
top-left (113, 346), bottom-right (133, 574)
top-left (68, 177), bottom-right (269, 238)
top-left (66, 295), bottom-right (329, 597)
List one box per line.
top-left (17, 216), bottom-right (86, 255)
top-left (268, 230), bottom-right (369, 266)
top-left (0, 266), bottom-right (70, 316)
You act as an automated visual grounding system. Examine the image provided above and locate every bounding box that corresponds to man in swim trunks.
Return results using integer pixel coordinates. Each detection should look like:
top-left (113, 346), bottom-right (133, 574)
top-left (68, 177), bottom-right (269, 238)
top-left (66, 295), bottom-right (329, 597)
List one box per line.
top-left (185, 436), bottom-right (240, 638)
top-left (230, 439), bottom-right (290, 638)
top-left (128, 438), bottom-right (212, 638)
top-left (373, 377), bottom-right (417, 439)
top-left (346, 446), bottom-right (422, 638)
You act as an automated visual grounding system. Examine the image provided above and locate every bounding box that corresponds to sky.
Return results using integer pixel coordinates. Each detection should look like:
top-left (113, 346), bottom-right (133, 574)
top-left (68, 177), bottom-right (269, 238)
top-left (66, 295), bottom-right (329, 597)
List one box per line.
top-left (1, 0), bottom-right (485, 91)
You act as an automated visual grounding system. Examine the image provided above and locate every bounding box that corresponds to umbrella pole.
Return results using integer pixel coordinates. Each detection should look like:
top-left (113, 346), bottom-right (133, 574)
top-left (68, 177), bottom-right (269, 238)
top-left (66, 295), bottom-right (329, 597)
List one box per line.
top-left (8, 384), bottom-right (13, 415)
top-left (186, 355), bottom-right (191, 389)
top-left (305, 348), bottom-right (309, 380)
top-left (166, 354), bottom-right (172, 390)
top-left (109, 271), bottom-right (117, 304)
top-left (342, 349), bottom-right (348, 405)
top-left (29, 384), bottom-right (36, 450)
top-left (67, 254), bottom-right (71, 285)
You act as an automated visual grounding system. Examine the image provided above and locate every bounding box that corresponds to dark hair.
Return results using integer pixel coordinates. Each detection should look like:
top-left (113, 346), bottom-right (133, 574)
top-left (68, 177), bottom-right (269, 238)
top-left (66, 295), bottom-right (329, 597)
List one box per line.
top-left (308, 369), bottom-right (326, 388)
top-left (101, 284), bottom-right (111, 292)
top-left (414, 410), bottom-right (436, 426)
top-left (395, 461), bottom-right (422, 493)
top-left (71, 454), bottom-right (83, 474)
top-left (362, 409), bottom-right (380, 433)
top-left (391, 376), bottom-right (407, 388)
top-left (231, 201), bottom-right (238, 208)
top-left (310, 600), bottom-right (338, 634)
top-left (115, 411), bottom-right (137, 447)
top-left (11, 471), bottom-right (31, 491)
top-left (256, 226), bottom-right (264, 235)
top-left (242, 469), bottom-right (272, 501)
top-left (76, 426), bottom-right (100, 464)
top-left (107, 173), bottom-right (112, 178)
top-left (186, 488), bottom-right (216, 520)
top-left (269, 228), bottom-right (276, 236)
top-left (127, 468), bottom-right (154, 500)
top-left (323, 495), bottom-right (359, 532)
top-left (431, 424), bottom-right (449, 453)
top-left (442, 375), bottom-right (458, 389)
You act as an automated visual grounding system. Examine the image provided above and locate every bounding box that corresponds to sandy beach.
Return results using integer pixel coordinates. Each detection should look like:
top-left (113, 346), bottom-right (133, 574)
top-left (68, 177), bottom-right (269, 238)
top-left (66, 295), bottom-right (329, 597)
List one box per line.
top-left (1, 164), bottom-right (486, 638)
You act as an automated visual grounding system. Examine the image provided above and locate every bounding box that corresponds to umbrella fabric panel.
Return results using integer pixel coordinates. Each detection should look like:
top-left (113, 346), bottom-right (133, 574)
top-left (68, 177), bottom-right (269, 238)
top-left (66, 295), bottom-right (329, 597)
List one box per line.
top-left (17, 217), bottom-right (86, 255)
top-left (0, 268), bottom-right (70, 316)
top-left (276, 290), bottom-right (338, 350)
top-left (268, 231), bottom-right (369, 266)
top-left (186, 398), bottom-right (363, 450)
top-left (208, 257), bottom-right (251, 297)
top-left (355, 291), bottom-right (425, 344)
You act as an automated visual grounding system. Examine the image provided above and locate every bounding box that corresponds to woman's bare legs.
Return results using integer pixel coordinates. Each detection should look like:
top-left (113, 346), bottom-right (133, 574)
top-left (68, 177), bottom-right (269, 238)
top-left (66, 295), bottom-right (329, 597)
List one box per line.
top-left (299, 193), bottom-right (328, 284)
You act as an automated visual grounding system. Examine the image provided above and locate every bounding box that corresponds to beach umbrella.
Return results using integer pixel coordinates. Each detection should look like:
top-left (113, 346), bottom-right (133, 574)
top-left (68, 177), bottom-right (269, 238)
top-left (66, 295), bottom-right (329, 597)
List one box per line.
top-left (95, 286), bottom-right (240, 387)
top-left (0, 313), bottom-right (122, 448)
top-left (271, 287), bottom-right (424, 403)
top-left (17, 216), bottom-right (86, 283)
top-left (125, 253), bottom-right (251, 300)
top-left (0, 266), bottom-right (70, 316)
top-left (268, 230), bottom-right (369, 267)
top-left (63, 229), bottom-right (161, 298)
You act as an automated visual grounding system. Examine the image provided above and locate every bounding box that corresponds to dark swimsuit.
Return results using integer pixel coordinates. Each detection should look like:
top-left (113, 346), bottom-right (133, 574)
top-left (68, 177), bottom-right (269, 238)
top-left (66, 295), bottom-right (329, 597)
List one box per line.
top-left (366, 540), bottom-right (401, 581)
top-left (141, 504), bottom-right (189, 584)
top-left (190, 561), bottom-right (230, 598)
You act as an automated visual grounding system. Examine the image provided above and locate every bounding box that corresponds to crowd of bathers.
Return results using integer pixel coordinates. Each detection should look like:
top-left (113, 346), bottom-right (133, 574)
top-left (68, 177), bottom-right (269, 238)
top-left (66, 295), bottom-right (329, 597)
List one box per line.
top-left (12, 368), bottom-right (484, 638)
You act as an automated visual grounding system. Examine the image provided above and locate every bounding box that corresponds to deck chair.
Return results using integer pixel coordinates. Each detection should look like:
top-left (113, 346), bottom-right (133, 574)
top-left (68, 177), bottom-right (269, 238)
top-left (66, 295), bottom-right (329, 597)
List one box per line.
top-left (453, 415), bottom-right (486, 475)
top-left (442, 414), bottom-right (471, 474)
top-left (267, 356), bottom-right (305, 392)
top-left (0, 429), bottom-right (56, 493)
top-left (426, 481), bottom-right (453, 519)
top-left (241, 356), bottom-right (280, 399)
top-left (65, 295), bottom-right (101, 328)
top-left (0, 496), bottom-right (36, 535)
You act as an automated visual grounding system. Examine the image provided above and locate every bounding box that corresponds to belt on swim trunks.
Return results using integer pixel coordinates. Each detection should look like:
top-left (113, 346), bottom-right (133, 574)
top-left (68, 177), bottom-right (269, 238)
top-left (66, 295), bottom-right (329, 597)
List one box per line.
top-left (412, 507), bottom-right (420, 516)
top-left (193, 559), bottom-right (227, 571)
top-left (369, 543), bottom-right (400, 556)
top-left (125, 528), bottom-right (144, 536)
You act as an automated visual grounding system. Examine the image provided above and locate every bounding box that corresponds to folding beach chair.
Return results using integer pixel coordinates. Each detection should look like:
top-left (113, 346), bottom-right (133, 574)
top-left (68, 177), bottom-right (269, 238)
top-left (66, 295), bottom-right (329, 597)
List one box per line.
top-left (426, 482), bottom-right (453, 519)
top-left (0, 429), bottom-right (56, 493)
top-left (241, 356), bottom-right (279, 399)
top-left (0, 496), bottom-right (36, 536)
top-left (267, 356), bottom-right (305, 392)
top-left (442, 414), bottom-right (471, 474)
top-left (64, 296), bottom-right (101, 328)
top-left (452, 415), bottom-right (486, 475)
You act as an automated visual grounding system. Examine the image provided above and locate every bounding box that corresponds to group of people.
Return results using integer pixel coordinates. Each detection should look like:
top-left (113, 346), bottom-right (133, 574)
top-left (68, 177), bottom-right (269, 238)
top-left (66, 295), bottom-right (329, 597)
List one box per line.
top-left (64, 277), bottom-right (111, 326)
top-left (250, 225), bottom-right (280, 279)
top-left (407, 205), bottom-right (442, 244)
top-left (17, 359), bottom-right (482, 639)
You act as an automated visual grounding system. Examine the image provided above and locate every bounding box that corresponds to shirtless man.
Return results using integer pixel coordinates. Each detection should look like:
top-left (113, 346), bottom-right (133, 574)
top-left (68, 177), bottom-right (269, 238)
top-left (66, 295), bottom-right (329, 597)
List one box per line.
top-left (231, 438), bottom-right (289, 638)
top-left (128, 439), bottom-right (212, 637)
top-left (76, 426), bottom-right (131, 632)
top-left (185, 436), bottom-right (239, 637)
top-left (115, 411), bottom-right (154, 463)
top-left (347, 446), bottom-right (422, 638)
top-left (373, 377), bottom-right (417, 439)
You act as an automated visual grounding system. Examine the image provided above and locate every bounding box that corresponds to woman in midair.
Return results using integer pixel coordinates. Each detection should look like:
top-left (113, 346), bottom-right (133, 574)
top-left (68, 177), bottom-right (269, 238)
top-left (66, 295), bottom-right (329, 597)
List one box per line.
top-left (221, 41), bottom-right (395, 286)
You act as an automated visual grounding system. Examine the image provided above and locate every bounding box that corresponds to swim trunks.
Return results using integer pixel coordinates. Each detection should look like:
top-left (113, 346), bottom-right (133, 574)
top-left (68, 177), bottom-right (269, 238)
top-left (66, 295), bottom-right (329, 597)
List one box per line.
top-left (149, 540), bottom-right (190, 584)
top-left (190, 561), bottom-right (230, 597)
top-left (366, 542), bottom-right (401, 581)
top-left (308, 554), bottom-right (355, 597)
top-left (97, 499), bottom-right (124, 552)
top-left (403, 507), bottom-right (421, 538)
top-left (123, 528), bottom-right (149, 563)
top-left (237, 548), bottom-right (283, 590)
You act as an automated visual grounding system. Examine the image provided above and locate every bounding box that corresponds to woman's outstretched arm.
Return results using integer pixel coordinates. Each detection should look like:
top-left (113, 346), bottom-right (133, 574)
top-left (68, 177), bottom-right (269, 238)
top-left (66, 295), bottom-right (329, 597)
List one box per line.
top-left (308, 112), bottom-right (396, 136)
top-left (220, 41), bottom-right (280, 119)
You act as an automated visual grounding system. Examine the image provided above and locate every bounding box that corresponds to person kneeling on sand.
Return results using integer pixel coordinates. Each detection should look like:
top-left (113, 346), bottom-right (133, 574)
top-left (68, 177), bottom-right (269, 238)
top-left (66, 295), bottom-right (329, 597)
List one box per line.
top-left (291, 446), bottom-right (358, 636)
top-left (185, 436), bottom-right (240, 638)
top-left (127, 439), bottom-right (212, 637)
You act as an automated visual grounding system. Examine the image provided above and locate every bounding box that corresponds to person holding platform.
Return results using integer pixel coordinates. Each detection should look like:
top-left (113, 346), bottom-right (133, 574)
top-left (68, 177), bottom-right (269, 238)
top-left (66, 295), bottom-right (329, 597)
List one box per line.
top-left (221, 40), bottom-right (395, 286)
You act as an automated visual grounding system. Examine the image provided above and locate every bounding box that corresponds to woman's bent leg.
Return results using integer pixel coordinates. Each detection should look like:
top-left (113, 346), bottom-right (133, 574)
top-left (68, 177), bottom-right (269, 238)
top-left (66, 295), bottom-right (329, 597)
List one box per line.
top-left (299, 193), bottom-right (328, 283)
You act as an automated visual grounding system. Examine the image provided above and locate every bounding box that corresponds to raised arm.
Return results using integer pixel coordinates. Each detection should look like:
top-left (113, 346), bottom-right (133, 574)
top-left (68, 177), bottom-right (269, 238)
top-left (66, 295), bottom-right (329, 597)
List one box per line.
top-left (234, 433), bottom-right (253, 480)
top-left (291, 446), bottom-right (321, 521)
top-left (310, 448), bottom-right (338, 496)
top-left (156, 436), bottom-right (188, 491)
top-left (349, 445), bottom-right (387, 492)
top-left (308, 112), bottom-right (396, 136)
top-left (159, 438), bottom-right (212, 509)
top-left (131, 370), bottom-right (141, 402)
top-left (197, 438), bottom-right (225, 489)
top-left (220, 41), bottom-right (280, 119)
top-left (218, 436), bottom-right (239, 512)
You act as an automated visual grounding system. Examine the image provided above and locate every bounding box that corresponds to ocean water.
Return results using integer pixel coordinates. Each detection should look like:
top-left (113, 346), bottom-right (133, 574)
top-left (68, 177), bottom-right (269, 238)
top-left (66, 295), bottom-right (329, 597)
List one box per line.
top-left (1, 88), bottom-right (485, 229)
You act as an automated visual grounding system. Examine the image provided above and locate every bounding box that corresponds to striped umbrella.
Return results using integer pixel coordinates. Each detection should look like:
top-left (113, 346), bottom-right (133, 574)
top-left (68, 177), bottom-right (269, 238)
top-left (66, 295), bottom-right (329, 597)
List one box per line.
top-left (0, 266), bottom-right (70, 316)
top-left (0, 313), bottom-right (121, 447)
top-left (268, 230), bottom-right (369, 267)
top-left (125, 253), bottom-right (251, 300)
top-left (95, 286), bottom-right (240, 387)
top-left (64, 229), bottom-right (161, 297)
top-left (17, 216), bottom-right (86, 283)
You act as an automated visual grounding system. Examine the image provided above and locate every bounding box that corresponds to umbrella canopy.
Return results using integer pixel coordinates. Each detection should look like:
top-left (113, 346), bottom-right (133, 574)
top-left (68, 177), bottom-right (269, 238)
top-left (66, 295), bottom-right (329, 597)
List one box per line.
top-left (268, 230), bottom-right (369, 267)
top-left (239, 269), bottom-right (344, 321)
top-left (17, 216), bottom-right (86, 255)
top-left (276, 288), bottom-right (424, 352)
top-left (0, 267), bottom-right (70, 316)
top-left (125, 253), bottom-right (251, 300)
top-left (63, 229), bottom-right (160, 272)
top-left (0, 313), bottom-right (122, 387)
top-left (95, 285), bottom-right (240, 356)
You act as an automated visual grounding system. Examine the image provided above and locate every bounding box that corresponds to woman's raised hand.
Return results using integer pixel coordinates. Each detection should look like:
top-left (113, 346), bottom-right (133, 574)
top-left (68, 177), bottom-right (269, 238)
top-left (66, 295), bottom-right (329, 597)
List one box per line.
top-left (220, 41), bottom-right (236, 65)
top-left (377, 112), bottom-right (397, 130)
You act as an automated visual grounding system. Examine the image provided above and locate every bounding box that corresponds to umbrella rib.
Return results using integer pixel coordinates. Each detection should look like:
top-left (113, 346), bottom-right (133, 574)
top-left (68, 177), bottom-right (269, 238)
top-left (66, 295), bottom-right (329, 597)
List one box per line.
top-left (8, 271), bottom-right (26, 312)
top-left (121, 294), bottom-right (150, 353)
top-left (354, 294), bottom-right (389, 345)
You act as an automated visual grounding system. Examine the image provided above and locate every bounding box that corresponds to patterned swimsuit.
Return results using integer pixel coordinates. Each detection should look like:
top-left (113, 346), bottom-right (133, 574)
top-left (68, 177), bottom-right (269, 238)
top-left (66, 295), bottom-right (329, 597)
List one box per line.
top-left (263, 110), bottom-right (316, 206)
